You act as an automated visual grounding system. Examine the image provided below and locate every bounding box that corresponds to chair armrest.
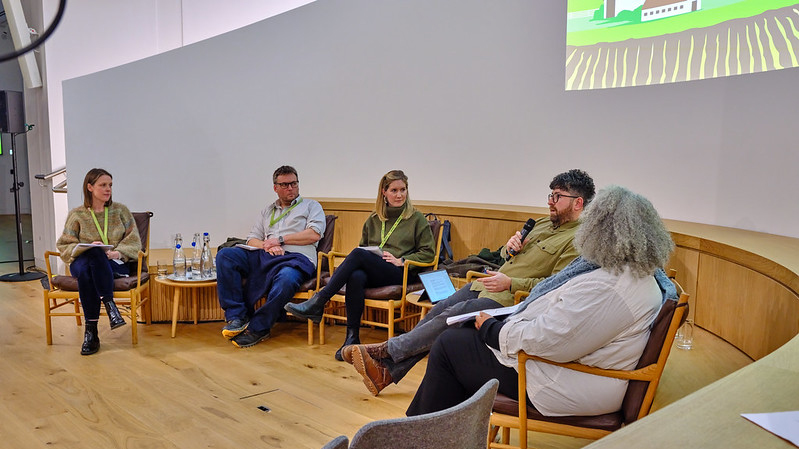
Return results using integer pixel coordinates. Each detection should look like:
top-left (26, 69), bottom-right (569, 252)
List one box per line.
top-left (466, 270), bottom-right (489, 283)
top-left (316, 250), bottom-right (335, 289)
top-left (405, 258), bottom-right (436, 269)
top-left (136, 248), bottom-right (148, 288)
top-left (398, 258), bottom-right (436, 297)
top-left (325, 250), bottom-right (350, 274)
top-left (514, 290), bottom-right (529, 305)
top-left (43, 251), bottom-right (61, 285)
top-left (518, 351), bottom-right (658, 382)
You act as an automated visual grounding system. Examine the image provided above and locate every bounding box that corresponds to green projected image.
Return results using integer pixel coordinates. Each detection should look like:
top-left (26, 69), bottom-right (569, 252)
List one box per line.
top-left (565, 0), bottom-right (799, 90)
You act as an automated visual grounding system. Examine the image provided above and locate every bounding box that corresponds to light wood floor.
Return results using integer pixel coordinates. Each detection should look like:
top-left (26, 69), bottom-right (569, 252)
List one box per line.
top-left (0, 262), bottom-right (752, 449)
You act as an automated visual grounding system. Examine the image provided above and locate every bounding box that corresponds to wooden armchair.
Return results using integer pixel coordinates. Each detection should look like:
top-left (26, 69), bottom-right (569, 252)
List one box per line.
top-left (43, 211), bottom-right (154, 345)
top-left (488, 281), bottom-right (689, 448)
top-left (318, 219), bottom-right (444, 344)
top-left (284, 214), bottom-right (337, 344)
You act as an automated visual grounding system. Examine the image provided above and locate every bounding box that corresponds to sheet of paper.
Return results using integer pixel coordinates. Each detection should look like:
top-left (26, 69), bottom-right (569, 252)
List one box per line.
top-left (360, 246), bottom-right (384, 256)
top-left (446, 304), bottom-right (522, 326)
top-left (71, 243), bottom-right (113, 256)
top-left (741, 411), bottom-right (799, 446)
top-left (235, 244), bottom-right (261, 251)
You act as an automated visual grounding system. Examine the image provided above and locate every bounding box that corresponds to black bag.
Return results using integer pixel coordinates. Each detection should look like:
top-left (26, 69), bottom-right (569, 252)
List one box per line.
top-left (425, 213), bottom-right (453, 263)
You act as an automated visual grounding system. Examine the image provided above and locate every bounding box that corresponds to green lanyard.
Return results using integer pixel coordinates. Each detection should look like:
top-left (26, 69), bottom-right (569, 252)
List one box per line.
top-left (380, 215), bottom-right (403, 248)
top-left (270, 197), bottom-right (303, 226)
top-left (89, 207), bottom-right (109, 245)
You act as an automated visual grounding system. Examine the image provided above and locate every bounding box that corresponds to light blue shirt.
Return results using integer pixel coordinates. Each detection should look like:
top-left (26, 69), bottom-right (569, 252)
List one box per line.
top-left (247, 196), bottom-right (326, 265)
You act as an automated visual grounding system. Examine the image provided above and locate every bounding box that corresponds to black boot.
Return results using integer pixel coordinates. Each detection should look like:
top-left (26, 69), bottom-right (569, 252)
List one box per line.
top-left (81, 321), bottom-right (100, 355)
top-left (335, 327), bottom-right (360, 361)
top-left (284, 292), bottom-right (327, 324)
top-left (104, 299), bottom-right (126, 329)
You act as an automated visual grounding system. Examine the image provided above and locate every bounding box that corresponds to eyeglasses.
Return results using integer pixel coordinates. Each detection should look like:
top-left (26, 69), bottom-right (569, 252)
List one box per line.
top-left (548, 192), bottom-right (579, 203)
top-left (275, 181), bottom-right (299, 189)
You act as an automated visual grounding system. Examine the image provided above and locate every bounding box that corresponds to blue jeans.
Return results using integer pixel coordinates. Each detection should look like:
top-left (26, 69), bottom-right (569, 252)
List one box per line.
top-left (70, 247), bottom-right (130, 320)
top-left (384, 283), bottom-right (503, 383)
top-left (216, 247), bottom-right (306, 333)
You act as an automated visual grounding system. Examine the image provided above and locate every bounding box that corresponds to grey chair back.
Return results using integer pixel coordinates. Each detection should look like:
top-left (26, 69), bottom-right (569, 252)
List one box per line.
top-left (320, 435), bottom-right (348, 449)
top-left (321, 379), bottom-right (498, 449)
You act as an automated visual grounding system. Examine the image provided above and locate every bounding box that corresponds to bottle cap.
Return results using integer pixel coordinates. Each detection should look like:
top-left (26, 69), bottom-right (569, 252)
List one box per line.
top-left (176, 244), bottom-right (181, 249)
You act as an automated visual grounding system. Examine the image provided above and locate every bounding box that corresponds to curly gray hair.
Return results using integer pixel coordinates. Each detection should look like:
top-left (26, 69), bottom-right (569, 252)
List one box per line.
top-left (575, 185), bottom-right (674, 277)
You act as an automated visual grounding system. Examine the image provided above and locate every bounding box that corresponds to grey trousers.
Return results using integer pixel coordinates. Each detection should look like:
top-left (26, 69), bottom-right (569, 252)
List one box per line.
top-left (384, 282), bottom-right (503, 383)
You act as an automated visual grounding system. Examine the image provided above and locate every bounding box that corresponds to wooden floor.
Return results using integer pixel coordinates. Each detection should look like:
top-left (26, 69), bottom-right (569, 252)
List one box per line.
top-left (0, 261), bottom-right (752, 449)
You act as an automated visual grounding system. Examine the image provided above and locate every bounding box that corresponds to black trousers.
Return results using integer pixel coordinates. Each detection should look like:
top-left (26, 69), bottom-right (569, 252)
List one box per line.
top-left (70, 247), bottom-right (130, 320)
top-left (406, 326), bottom-right (521, 416)
top-left (317, 248), bottom-right (406, 329)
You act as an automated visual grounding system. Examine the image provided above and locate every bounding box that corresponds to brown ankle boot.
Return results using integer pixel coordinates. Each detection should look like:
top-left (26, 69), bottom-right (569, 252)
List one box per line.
top-left (342, 341), bottom-right (388, 365)
top-left (352, 345), bottom-right (393, 396)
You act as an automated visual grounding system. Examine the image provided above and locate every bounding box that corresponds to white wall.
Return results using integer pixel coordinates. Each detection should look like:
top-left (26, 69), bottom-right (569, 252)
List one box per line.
top-left (58, 0), bottom-right (799, 249)
top-left (26, 0), bottom-right (314, 264)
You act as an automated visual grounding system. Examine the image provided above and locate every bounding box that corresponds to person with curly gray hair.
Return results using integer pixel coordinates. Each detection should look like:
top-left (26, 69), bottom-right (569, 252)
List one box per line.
top-left (406, 185), bottom-right (675, 417)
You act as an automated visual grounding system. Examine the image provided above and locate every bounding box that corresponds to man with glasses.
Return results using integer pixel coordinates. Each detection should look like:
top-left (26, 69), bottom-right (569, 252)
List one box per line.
top-left (215, 165), bottom-right (326, 348)
top-left (344, 169), bottom-right (595, 395)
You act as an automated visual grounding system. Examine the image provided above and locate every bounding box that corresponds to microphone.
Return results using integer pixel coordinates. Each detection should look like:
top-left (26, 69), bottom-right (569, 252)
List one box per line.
top-left (506, 218), bottom-right (536, 261)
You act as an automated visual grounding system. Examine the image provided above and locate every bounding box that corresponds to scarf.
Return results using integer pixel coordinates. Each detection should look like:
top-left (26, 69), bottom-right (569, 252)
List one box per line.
top-left (510, 256), bottom-right (678, 319)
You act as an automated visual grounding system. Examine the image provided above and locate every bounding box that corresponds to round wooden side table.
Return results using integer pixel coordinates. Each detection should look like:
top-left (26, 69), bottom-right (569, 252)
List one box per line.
top-left (153, 275), bottom-right (217, 337)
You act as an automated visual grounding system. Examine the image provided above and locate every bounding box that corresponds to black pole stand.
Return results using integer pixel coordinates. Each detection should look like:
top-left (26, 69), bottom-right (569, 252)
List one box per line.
top-left (1, 129), bottom-right (45, 282)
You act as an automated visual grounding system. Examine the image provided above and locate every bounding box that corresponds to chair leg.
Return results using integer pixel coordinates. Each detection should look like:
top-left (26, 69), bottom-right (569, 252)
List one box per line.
top-left (130, 292), bottom-right (139, 345)
top-left (74, 297), bottom-right (82, 326)
top-left (388, 303), bottom-right (395, 339)
top-left (319, 316), bottom-right (326, 345)
top-left (144, 283), bottom-right (152, 324)
top-left (307, 318), bottom-right (313, 345)
top-left (43, 292), bottom-right (53, 345)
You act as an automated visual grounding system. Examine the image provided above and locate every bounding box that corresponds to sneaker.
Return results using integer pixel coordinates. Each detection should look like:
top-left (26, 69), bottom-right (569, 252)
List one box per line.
top-left (222, 318), bottom-right (249, 339)
top-left (231, 329), bottom-right (270, 348)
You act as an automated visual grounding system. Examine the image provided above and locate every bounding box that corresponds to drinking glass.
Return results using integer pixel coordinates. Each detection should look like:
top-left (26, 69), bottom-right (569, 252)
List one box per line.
top-left (191, 258), bottom-right (202, 279)
top-left (157, 261), bottom-right (168, 279)
top-left (675, 319), bottom-right (694, 350)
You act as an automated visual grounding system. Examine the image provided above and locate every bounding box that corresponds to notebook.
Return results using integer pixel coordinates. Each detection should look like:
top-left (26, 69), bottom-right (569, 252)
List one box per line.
top-left (418, 269), bottom-right (457, 304)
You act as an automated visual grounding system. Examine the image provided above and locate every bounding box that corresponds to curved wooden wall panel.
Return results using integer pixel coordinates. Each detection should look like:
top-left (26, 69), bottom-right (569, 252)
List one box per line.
top-left (146, 199), bottom-right (799, 360)
top-left (318, 199), bottom-right (799, 360)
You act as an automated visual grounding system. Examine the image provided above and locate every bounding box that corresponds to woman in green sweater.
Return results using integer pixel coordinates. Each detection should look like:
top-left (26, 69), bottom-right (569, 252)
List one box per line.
top-left (56, 168), bottom-right (142, 355)
top-left (286, 170), bottom-right (435, 360)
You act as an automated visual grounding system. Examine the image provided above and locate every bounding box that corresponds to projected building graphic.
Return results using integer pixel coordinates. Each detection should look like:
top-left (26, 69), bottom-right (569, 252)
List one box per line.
top-left (606, 0), bottom-right (702, 22)
top-left (566, 0), bottom-right (799, 90)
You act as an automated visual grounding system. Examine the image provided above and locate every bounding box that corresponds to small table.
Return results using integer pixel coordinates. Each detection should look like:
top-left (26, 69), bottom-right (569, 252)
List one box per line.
top-left (153, 275), bottom-right (217, 337)
top-left (406, 290), bottom-right (435, 319)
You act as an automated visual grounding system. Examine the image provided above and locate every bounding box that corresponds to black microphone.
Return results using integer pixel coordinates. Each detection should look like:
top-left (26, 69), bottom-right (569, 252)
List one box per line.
top-left (506, 218), bottom-right (536, 261)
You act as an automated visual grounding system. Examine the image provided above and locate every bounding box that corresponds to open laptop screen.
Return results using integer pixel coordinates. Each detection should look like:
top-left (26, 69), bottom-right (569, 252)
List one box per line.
top-left (418, 269), bottom-right (457, 303)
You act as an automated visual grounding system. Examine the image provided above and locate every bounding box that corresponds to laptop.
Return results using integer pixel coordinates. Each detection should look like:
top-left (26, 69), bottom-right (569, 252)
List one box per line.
top-left (418, 269), bottom-right (457, 304)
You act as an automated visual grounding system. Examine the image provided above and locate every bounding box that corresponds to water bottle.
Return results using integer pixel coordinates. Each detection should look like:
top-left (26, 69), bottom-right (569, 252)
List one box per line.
top-left (173, 233), bottom-right (186, 279)
top-left (201, 232), bottom-right (213, 278)
top-left (188, 232), bottom-right (202, 279)
top-left (191, 233), bottom-right (202, 260)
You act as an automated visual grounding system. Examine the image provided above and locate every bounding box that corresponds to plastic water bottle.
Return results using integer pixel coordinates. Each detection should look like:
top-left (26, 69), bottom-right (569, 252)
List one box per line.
top-left (173, 233), bottom-right (186, 279)
top-left (201, 232), bottom-right (213, 278)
